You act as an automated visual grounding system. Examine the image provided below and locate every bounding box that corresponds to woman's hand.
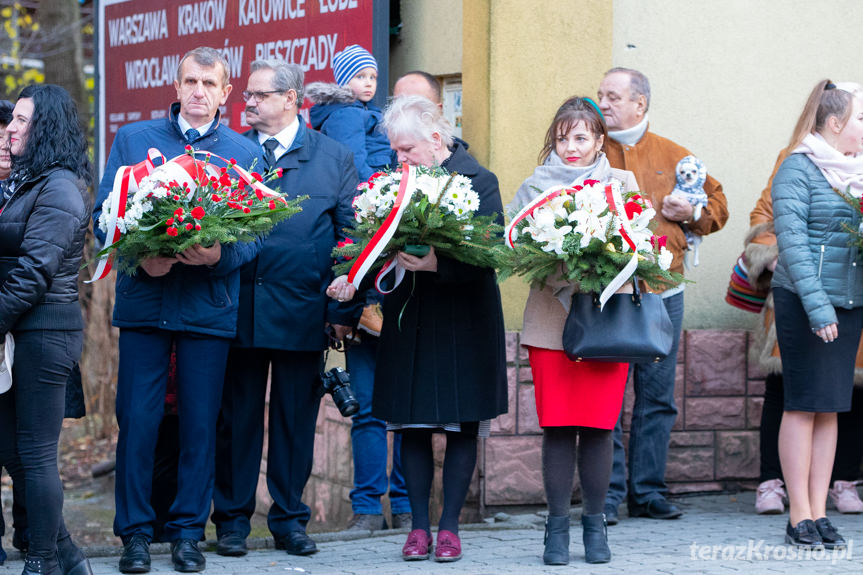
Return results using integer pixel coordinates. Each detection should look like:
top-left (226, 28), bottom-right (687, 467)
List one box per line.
top-left (140, 256), bottom-right (178, 277)
top-left (176, 241), bottom-right (221, 267)
top-left (397, 245), bottom-right (438, 273)
top-left (815, 322), bottom-right (838, 343)
top-left (327, 275), bottom-right (357, 302)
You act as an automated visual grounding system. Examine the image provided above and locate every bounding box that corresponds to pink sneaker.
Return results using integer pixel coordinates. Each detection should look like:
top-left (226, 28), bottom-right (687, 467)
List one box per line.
top-left (828, 481), bottom-right (863, 514)
top-left (755, 479), bottom-right (786, 514)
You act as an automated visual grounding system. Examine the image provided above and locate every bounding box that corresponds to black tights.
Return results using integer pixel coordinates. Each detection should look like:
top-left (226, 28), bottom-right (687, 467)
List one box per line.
top-left (543, 426), bottom-right (612, 517)
top-left (400, 428), bottom-right (477, 534)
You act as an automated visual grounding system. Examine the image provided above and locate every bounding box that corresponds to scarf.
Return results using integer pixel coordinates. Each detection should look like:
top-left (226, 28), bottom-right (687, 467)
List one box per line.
top-left (507, 151), bottom-right (612, 214)
top-left (608, 115), bottom-right (649, 146)
top-left (794, 132), bottom-right (863, 198)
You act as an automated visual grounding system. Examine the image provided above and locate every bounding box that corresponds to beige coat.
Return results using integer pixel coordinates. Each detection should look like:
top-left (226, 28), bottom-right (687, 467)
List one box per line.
top-left (520, 168), bottom-right (640, 350)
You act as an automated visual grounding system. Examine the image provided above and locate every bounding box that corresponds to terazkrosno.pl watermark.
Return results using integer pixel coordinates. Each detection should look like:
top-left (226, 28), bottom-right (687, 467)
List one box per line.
top-left (690, 540), bottom-right (853, 563)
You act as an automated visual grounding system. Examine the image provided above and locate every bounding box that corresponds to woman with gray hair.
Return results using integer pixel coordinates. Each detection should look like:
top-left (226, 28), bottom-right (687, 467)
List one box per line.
top-left (330, 95), bottom-right (507, 562)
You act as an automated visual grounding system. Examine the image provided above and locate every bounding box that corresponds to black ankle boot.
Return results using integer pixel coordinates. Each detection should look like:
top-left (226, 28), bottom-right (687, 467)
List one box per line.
top-left (57, 537), bottom-right (93, 575)
top-left (21, 554), bottom-right (62, 575)
top-left (543, 515), bottom-right (570, 565)
top-left (581, 513), bottom-right (611, 564)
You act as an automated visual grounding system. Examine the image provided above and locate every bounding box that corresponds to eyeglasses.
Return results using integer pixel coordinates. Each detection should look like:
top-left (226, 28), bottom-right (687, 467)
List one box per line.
top-left (241, 90), bottom-right (284, 102)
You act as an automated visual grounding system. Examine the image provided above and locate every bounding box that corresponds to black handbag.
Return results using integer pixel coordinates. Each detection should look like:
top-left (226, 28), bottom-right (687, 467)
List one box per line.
top-left (562, 279), bottom-right (673, 363)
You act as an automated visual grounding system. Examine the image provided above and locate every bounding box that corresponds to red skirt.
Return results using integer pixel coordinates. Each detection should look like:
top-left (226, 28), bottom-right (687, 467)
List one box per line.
top-left (527, 346), bottom-right (628, 429)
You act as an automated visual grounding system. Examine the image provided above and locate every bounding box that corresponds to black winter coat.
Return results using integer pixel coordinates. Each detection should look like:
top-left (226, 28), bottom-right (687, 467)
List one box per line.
top-left (372, 142), bottom-right (508, 424)
top-left (0, 168), bottom-right (90, 334)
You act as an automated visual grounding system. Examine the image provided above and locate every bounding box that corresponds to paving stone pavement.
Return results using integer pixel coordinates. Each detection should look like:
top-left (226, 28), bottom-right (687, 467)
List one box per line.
top-left (2, 492), bottom-right (862, 574)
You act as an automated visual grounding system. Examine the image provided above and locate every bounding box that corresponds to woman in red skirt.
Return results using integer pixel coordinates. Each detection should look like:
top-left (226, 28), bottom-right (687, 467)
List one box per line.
top-left (508, 97), bottom-right (638, 566)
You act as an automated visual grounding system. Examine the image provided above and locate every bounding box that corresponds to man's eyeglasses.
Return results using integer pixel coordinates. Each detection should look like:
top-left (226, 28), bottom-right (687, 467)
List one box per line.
top-left (241, 90), bottom-right (284, 102)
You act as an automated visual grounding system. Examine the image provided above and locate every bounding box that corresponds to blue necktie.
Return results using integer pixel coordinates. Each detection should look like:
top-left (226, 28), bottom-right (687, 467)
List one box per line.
top-left (263, 138), bottom-right (279, 167)
top-left (185, 128), bottom-right (200, 144)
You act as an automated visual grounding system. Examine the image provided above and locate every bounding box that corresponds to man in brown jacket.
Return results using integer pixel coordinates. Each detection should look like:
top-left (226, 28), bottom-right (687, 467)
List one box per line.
top-left (598, 67), bottom-right (729, 523)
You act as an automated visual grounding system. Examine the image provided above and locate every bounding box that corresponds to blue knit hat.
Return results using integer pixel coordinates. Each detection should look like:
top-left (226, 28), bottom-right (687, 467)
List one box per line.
top-left (332, 44), bottom-right (377, 86)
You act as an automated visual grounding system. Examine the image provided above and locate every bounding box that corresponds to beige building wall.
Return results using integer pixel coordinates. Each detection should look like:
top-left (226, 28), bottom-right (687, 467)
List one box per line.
top-left (389, 0), bottom-right (463, 84)
top-left (464, 0), bottom-right (614, 329)
top-left (612, 0), bottom-right (863, 329)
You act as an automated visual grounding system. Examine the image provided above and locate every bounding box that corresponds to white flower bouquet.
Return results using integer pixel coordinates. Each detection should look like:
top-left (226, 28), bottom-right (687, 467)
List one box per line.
top-left (499, 179), bottom-right (681, 294)
top-left (333, 165), bottom-right (502, 277)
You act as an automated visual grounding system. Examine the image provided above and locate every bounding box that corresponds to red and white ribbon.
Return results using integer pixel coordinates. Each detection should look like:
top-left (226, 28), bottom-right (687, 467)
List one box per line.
top-left (87, 148), bottom-right (164, 282)
top-left (88, 148), bottom-right (284, 283)
top-left (505, 180), bottom-right (639, 310)
top-left (504, 185), bottom-right (572, 248)
top-left (598, 182), bottom-right (639, 309)
top-left (347, 163), bottom-right (416, 291)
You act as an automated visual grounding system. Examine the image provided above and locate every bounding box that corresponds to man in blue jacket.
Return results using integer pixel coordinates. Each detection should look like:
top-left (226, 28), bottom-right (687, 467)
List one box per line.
top-left (93, 47), bottom-right (262, 574)
top-left (211, 59), bottom-right (359, 558)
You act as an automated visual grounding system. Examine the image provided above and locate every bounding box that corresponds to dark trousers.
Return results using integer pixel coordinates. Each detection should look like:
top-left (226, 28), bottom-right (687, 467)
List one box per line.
top-left (760, 372), bottom-right (863, 482)
top-left (0, 388), bottom-right (28, 544)
top-left (113, 328), bottom-right (230, 542)
top-left (0, 329), bottom-right (80, 558)
top-left (213, 348), bottom-right (322, 538)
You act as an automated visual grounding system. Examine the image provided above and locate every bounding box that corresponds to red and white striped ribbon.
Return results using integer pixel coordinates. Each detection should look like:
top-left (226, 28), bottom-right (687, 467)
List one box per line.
top-left (88, 148), bottom-right (284, 283)
top-left (347, 163), bottom-right (416, 290)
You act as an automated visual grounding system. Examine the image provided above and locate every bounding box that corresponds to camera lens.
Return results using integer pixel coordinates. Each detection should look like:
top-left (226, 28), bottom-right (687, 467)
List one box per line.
top-left (332, 386), bottom-right (359, 417)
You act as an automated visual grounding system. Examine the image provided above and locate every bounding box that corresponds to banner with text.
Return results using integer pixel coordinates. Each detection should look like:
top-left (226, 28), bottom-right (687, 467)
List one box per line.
top-left (97, 0), bottom-right (379, 176)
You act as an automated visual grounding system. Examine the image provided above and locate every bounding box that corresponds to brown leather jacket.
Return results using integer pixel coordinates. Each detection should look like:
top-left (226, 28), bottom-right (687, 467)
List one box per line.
top-left (605, 130), bottom-right (729, 276)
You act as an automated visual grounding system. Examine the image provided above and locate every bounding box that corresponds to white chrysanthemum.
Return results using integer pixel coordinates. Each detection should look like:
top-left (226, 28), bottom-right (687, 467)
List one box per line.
top-left (415, 173), bottom-right (443, 203)
top-left (658, 246), bottom-right (673, 270)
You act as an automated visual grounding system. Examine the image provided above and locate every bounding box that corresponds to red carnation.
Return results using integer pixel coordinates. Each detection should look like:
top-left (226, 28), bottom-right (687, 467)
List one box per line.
top-left (166, 226), bottom-right (178, 236)
top-left (166, 218), bottom-right (174, 226)
top-left (211, 194), bottom-right (222, 202)
top-left (191, 206), bottom-right (205, 220)
top-left (173, 195), bottom-right (180, 201)
top-left (624, 201), bottom-right (643, 219)
top-left (276, 168), bottom-right (283, 177)
top-left (194, 224), bottom-right (201, 231)
top-left (229, 158), bottom-right (236, 165)
top-left (268, 200), bottom-right (276, 210)
top-left (584, 179), bottom-right (600, 186)
top-left (251, 172), bottom-right (263, 182)
top-left (184, 145), bottom-right (192, 152)
top-left (185, 223), bottom-right (194, 231)
top-left (243, 207), bottom-right (251, 213)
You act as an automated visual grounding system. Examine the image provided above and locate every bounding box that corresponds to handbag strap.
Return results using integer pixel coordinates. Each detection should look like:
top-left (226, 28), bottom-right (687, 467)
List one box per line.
top-left (631, 277), bottom-right (642, 306)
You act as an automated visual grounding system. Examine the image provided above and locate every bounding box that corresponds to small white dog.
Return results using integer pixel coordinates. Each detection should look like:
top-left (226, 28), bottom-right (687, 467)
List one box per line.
top-left (671, 155), bottom-right (708, 268)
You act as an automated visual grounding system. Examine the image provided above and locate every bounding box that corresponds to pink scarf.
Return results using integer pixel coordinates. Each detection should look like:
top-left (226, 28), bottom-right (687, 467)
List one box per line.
top-left (794, 133), bottom-right (863, 198)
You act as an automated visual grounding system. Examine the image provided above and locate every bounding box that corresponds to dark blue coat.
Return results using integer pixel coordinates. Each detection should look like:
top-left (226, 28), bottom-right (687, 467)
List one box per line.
top-left (93, 103), bottom-right (264, 338)
top-left (235, 121), bottom-right (361, 351)
top-left (309, 97), bottom-right (395, 181)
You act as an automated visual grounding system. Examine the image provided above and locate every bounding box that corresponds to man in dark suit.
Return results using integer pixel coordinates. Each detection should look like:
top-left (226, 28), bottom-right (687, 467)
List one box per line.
top-left (93, 47), bottom-right (263, 573)
top-left (211, 59), bottom-right (360, 557)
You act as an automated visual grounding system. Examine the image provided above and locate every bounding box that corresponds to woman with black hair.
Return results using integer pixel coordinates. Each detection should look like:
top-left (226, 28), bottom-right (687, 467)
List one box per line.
top-left (0, 84), bottom-right (93, 575)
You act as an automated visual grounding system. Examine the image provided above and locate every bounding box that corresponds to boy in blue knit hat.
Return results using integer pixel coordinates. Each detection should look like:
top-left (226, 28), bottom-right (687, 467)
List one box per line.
top-left (306, 44), bottom-right (395, 180)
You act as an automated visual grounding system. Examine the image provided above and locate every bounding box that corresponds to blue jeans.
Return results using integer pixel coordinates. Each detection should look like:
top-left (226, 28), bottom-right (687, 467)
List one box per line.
top-left (345, 336), bottom-right (409, 515)
top-left (607, 291), bottom-right (684, 506)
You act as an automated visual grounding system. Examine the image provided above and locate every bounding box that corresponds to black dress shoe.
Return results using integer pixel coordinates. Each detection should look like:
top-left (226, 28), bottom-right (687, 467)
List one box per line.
top-left (216, 532), bottom-right (248, 557)
top-left (171, 539), bottom-right (206, 573)
top-left (814, 517), bottom-right (845, 550)
top-left (275, 531), bottom-right (318, 556)
top-left (628, 498), bottom-right (683, 519)
top-left (119, 535), bottom-right (151, 574)
top-left (785, 519), bottom-right (824, 549)
top-left (603, 503), bottom-right (620, 526)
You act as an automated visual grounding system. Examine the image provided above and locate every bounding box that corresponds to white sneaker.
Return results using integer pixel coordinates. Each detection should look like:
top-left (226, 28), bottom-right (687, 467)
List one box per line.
top-left (828, 481), bottom-right (863, 514)
top-left (755, 479), bottom-right (786, 514)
